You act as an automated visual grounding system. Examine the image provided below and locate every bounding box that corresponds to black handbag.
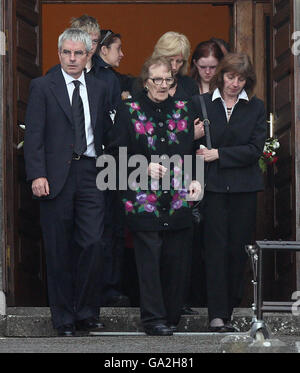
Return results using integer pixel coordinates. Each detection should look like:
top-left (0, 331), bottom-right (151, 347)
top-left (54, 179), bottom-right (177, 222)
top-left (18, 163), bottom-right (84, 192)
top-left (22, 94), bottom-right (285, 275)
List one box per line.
top-left (192, 94), bottom-right (211, 225)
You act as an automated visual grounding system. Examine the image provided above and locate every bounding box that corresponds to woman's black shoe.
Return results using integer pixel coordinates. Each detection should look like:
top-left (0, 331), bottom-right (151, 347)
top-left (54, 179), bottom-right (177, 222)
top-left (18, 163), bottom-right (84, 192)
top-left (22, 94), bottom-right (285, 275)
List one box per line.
top-left (75, 317), bottom-right (105, 332)
top-left (144, 323), bottom-right (173, 336)
top-left (57, 324), bottom-right (75, 337)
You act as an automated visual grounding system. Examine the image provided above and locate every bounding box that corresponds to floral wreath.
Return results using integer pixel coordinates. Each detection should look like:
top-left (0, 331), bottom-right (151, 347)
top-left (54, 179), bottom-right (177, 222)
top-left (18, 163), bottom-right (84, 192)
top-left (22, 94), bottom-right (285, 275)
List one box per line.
top-left (259, 136), bottom-right (280, 173)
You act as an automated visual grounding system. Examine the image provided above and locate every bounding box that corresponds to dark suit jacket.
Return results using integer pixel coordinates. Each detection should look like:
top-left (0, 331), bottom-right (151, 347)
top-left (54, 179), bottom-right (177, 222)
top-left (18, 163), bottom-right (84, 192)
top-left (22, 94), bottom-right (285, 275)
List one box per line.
top-left (47, 54), bottom-right (122, 111)
top-left (24, 67), bottom-right (112, 199)
top-left (194, 92), bottom-right (267, 193)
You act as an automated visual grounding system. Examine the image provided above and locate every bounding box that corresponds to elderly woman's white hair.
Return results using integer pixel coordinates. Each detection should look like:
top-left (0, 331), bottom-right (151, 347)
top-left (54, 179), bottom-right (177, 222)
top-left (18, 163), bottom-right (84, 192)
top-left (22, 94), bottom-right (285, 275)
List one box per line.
top-left (152, 31), bottom-right (191, 75)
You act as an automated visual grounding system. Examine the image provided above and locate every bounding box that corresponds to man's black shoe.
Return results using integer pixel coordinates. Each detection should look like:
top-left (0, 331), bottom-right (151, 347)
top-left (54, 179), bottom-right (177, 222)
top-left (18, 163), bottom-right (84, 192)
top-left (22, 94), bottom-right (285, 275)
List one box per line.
top-left (57, 324), bottom-right (75, 337)
top-left (166, 323), bottom-right (177, 332)
top-left (181, 305), bottom-right (199, 315)
top-left (75, 317), bottom-right (105, 332)
top-left (105, 295), bottom-right (130, 307)
top-left (144, 324), bottom-right (173, 336)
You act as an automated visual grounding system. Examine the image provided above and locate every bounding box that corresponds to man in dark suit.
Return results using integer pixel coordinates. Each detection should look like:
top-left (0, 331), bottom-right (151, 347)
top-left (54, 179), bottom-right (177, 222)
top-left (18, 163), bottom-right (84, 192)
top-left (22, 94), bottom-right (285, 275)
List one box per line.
top-left (24, 28), bottom-right (112, 336)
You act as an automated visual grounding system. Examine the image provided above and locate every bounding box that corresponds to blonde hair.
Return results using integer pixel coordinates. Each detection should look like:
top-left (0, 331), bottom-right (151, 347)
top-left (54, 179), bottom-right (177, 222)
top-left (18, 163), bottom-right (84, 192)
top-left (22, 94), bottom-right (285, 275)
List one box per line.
top-left (152, 31), bottom-right (191, 75)
top-left (70, 14), bottom-right (100, 35)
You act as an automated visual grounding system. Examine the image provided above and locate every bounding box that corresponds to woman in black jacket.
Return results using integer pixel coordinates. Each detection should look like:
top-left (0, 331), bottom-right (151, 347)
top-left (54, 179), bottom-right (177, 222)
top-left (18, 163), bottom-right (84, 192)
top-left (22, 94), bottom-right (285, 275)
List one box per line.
top-left (196, 53), bottom-right (267, 332)
top-left (109, 56), bottom-right (202, 336)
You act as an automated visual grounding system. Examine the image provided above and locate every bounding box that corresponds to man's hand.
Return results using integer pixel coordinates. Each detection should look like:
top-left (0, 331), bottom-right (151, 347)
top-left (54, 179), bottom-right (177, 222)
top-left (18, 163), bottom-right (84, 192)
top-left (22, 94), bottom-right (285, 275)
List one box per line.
top-left (32, 177), bottom-right (50, 197)
top-left (196, 147), bottom-right (219, 162)
top-left (148, 162), bottom-right (167, 179)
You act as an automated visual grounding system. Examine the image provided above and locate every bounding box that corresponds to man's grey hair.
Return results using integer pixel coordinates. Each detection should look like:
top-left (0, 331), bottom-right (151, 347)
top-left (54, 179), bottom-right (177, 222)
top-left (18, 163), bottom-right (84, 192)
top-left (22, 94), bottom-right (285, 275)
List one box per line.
top-left (58, 28), bottom-right (92, 53)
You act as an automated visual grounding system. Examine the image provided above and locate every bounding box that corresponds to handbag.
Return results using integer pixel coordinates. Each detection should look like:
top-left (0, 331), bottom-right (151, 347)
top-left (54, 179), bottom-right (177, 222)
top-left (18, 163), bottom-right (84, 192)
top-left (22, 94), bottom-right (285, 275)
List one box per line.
top-left (191, 94), bottom-right (211, 225)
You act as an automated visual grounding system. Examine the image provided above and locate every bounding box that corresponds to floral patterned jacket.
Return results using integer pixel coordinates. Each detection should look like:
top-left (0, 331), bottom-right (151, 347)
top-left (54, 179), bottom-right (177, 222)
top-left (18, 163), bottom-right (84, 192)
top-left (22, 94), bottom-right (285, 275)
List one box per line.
top-left (108, 92), bottom-right (198, 232)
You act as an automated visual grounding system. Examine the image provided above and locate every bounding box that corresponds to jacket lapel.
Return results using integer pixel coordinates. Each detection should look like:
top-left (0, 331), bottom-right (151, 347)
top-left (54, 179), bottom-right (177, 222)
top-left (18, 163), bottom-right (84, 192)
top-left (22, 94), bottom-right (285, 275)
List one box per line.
top-left (49, 68), bottom-right (73, 124)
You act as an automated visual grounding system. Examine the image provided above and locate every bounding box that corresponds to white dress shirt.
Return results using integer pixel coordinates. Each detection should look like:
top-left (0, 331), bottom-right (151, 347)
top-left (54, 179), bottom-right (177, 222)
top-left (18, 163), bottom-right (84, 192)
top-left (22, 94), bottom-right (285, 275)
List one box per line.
top-left (212, 88), bottom-right (249, 122)
top-left (61, 68), bottom-right (96, 157)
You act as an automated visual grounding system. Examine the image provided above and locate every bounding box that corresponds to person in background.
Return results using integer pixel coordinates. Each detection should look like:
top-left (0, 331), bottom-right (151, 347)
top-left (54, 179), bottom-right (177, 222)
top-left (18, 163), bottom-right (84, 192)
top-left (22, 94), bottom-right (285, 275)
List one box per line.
top-left (70, 14), bottom-right (100, 70)
top-left (98, 29), bottom-right (135, 99)
top-left (108, 56), bottom-right (202, 335)
top-left (196, 53), bottom-right (267, 332)
top-left (209, 37), bottom-right (231, 55)
top-left (151, 31), bottom-right (199, 100)
top-left (70, 20), bottom-right (130, 307)
top-left (190, 40), bottom-right (224, 94)
top-left (95, 29), bottom-right (132, 307)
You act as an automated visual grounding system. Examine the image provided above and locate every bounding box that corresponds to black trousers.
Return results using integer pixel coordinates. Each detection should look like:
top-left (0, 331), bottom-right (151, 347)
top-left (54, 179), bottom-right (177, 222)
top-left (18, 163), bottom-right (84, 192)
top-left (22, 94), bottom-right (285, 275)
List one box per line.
top-left (203, 191), bottom-right (257, 322)
top-left (101, 189), bottom-right (126, 303)
top-left (132, 227), bottom-right (193, 327)
top-left (39, 158), bottom-right (105, 329)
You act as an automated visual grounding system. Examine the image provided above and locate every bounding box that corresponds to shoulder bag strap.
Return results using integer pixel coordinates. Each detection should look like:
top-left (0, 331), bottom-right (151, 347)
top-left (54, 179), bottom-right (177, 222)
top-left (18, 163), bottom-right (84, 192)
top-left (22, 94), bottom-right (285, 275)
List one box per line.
top-left (199, 95), bottom-right (212, 150)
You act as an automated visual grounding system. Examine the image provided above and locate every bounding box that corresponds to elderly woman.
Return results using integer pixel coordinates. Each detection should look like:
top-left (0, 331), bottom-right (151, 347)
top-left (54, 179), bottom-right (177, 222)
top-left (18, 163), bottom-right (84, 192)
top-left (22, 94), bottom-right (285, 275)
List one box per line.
top-left (152, 31), bottom-right (202, 316)
top-left (196, 53), bottom-right (267, 332)
top-left (109, 56), bottom-right (202, 336)
top-left (152, 31), bottom-right (199, 99)
top-left (190, 40), bottom-right (224, 94)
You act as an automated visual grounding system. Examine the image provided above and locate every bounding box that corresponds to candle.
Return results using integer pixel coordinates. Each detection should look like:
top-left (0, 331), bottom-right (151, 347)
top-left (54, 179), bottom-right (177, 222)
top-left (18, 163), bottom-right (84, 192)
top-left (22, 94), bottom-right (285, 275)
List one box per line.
top-left (269, 113), bottom-right (273, 138)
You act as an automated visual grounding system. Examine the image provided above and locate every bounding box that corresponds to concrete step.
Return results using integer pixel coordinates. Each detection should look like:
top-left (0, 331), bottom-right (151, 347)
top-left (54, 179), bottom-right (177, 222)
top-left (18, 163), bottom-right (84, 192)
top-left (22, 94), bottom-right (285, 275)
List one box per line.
top-left (1, 307), bottom-right (300, 337)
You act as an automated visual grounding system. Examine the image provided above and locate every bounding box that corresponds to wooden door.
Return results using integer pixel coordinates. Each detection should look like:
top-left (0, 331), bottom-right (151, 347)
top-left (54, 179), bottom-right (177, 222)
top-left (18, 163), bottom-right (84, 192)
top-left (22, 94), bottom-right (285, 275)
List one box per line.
top-left (264, 0), bottom-right (297, 300)
top-left (4, 0), bottom-right (47, 305)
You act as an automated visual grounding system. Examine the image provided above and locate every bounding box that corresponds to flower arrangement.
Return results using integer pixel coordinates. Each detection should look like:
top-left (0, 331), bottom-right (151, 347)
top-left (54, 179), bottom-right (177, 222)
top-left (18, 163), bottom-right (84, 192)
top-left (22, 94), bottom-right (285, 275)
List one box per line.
top-left (259, 137), bottom-right (280, 173)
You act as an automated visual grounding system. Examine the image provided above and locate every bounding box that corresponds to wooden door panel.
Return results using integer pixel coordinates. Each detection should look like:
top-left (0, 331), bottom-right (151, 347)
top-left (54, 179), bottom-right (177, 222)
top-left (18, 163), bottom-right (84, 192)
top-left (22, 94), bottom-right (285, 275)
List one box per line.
top-left (15, 0), bottom-right (47, 306)
top-left (4, 0), bottom-right (47, 305)
top-left (264, 0), bottom-right (296, 301)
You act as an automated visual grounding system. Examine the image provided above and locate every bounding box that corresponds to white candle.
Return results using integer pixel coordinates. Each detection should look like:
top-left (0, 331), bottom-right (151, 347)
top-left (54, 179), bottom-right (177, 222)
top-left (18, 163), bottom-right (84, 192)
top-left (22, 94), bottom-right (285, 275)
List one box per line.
top-left (270, 113), bottom-right (273, 138)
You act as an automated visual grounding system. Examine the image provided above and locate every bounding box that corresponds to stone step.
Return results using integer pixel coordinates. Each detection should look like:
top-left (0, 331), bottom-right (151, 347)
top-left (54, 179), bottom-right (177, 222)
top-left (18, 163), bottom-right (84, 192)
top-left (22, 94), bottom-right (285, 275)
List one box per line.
top-left (1, 307), bottom-right (300, 337)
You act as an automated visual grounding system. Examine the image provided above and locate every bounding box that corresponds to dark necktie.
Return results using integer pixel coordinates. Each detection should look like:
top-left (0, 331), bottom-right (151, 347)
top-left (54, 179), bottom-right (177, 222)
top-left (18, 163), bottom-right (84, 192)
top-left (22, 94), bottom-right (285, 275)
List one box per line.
top-left (72, 80), bottom-right (87, 155)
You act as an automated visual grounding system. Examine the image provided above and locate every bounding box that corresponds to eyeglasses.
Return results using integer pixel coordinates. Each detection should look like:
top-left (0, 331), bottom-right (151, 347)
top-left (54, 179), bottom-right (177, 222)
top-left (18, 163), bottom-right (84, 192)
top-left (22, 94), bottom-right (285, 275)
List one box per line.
top-left (92, 39), bottom-right (99, 45)
top-left (148, 77), bottom-right (175, 85)
top-left (99, 30), bottom-right (112, 45)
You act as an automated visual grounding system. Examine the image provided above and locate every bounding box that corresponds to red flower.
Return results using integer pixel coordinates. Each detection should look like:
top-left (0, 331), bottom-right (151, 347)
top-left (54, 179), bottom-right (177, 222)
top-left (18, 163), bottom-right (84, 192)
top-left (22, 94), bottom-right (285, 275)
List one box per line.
top-left (264, 152), bottom-right (272, 159)
top-left (147, 194), bottom-right (157, 203)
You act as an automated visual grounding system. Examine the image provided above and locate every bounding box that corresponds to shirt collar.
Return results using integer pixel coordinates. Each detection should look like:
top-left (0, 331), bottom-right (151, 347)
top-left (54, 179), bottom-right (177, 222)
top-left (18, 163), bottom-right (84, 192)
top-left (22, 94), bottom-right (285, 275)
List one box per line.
top-left (212, 88), bottom-right (249, 102)
top-left (61, 68), bottom-right (86, 87)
